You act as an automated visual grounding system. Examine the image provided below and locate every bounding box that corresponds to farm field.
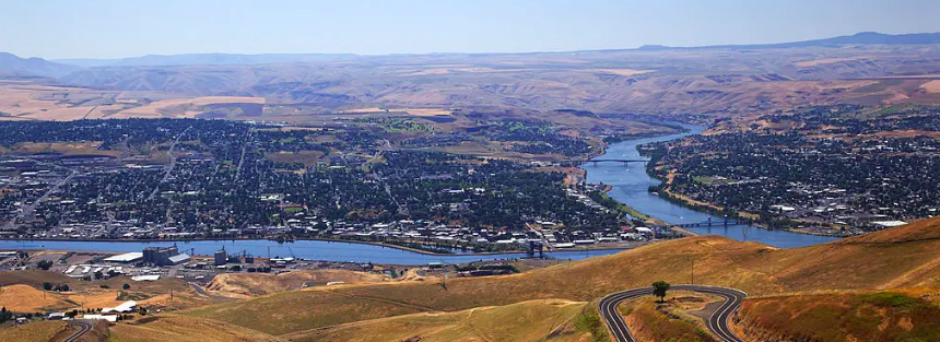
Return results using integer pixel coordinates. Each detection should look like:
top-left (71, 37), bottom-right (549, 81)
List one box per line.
top-left (0, 84), bottom-right (265, 121)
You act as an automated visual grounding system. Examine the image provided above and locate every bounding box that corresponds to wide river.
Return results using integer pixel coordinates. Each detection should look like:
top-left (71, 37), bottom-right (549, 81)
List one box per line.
top-left (0, 123), bottom-right (836, 264)
top-left (0, 239), bottom-right (621, 266)
top-left (582, 123), bottom-right (839, 248)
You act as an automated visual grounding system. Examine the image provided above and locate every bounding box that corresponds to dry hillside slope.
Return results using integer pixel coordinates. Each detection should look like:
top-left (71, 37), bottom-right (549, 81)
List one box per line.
top-left (284, 299), bottom-right (590, 342)
top-left (107, 315), bottom-right (287, 342)
top-left (734, 292), bottom-right (940, 342)
top-left (206, 270), bottom-right (391, 296)
top-left (0, 321), bottom-right (69, 342)
top-left (181, 216), bottom-right (940, 336)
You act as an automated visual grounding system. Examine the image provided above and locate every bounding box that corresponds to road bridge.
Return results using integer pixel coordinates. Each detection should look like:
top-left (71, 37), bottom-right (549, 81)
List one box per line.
top-left (673, 217), bottom-right (751, 228)
top-left (587, 159), bottom-right (648, 165)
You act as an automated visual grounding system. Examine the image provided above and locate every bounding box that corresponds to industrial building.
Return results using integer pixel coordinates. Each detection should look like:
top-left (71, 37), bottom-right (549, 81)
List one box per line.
top-left (103, 252), bottom-right (143, 263)
top-left (143, 245), bottom-right (190, 266)
top-left (214, 247), bottom-right (227, 266)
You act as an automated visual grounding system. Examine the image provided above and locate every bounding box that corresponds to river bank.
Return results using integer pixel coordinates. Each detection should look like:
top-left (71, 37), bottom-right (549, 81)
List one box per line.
top-left (0, 236), bottom-right (466, 256)
top-left (0, 235), bottom-right (637, 257)
top-left (581, 122), bottom-right (839, 248)
top-left (650, 162), bottom-right (849, 238)
top-left (0, 239), bottom-right (628, 265)
top-left (584, 125), bottom-right (691, 163)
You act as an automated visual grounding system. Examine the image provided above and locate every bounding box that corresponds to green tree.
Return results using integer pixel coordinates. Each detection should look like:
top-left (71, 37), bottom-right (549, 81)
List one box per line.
top-left (575, 311), bottom-right (607, 342)
top-left (652, 281), bottom-right (671, 303)
top-left (37, 260), bottom-right (53, 270)
top-left (123, 283), bottom-right (131, 290)
top-left (42, 282), bottom-right (53, 291)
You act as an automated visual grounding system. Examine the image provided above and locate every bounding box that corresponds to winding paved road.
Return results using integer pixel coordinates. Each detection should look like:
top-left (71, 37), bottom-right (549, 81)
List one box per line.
top-left (63, 320), bottom-right (93, 342)
top-left (598, 284), bottom-right (747, 342)
top-left (189, 282), bottom-right (210, 296)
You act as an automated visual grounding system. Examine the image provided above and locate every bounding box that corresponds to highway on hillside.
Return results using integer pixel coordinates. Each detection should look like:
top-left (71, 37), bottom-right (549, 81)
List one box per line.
top-left (189, 282), bottom-right (210, 296)
top-left (598, 285), bottom-right (747, 342)
top-left (189, 282), bottom-right (240, 302)
top-left (63, 320), bottom-right (94, 342)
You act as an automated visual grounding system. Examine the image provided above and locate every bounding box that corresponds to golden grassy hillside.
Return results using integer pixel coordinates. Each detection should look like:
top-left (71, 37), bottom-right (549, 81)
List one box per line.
top-left (0, 271), bottom-right (192, 295)
top-left (839, 215), bottom-right (940, 244)
top-left (0, 272), bottom-right (215, 313)
top-left (0, 284), bottom-right (72, 312)
top-left (183, 289), bottom-right (429, 335)
top-left (621, 296), bottom-right (717, 342)
top-left (734, 292), bottom-right (940, 342)
top-left (207, 270), bottom-right (391, 296)
top-left (107, 315), bottom-right (286, 342)
top-left (0, 270), bottom-right (75, 288)
top-left (181, 216), bottom-right (940, 336)
top-left (0, 321), bottom-right (68, 342)
top-left (283, 299), bottom-right (589, 342)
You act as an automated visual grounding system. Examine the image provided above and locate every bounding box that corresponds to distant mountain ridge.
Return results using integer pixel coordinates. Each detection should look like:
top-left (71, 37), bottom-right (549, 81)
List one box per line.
top-left (0, 52), bottom-right (81, 78)
top-left (53, 53), bottom-right (358, 68)
top-left (53, 32), bottom-right (940, 65)
top-left (640, 31), bottom-right (940, 50)
top-left (1, 31), bottom-right (937, 73)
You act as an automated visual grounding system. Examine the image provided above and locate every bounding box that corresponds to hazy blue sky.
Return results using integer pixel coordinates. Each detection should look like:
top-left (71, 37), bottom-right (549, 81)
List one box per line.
top-left (3, 0), bottom-right (940, 59)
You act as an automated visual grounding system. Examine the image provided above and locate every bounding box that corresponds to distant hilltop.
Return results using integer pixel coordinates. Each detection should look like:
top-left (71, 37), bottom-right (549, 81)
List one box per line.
top-left (639, 31), bottom-right (940, 50)
top-left (53, 53), bottom-right (358, 68)
top-left (3, 32), bottom-right (940, 73)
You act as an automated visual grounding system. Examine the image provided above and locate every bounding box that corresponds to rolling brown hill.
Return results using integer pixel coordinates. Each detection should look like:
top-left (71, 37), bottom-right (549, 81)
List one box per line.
top-left (282, 299), bottom-right (590, 342)
top-left (734, 291), bottom-right (940, 342)
top-left (206, 269), bottom-right (392, 297)
top-left (53, 43), bottom-right (940, 118)
top-left (181, 216), bottom-right (940, 336)
top-left (107, 316), bottom-right (288, 342)
top-left (0, 321), bottom-right (69, 342)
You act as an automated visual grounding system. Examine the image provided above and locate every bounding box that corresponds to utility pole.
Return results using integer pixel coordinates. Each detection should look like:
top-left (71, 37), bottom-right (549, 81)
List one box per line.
top-left (440, 259), bottom-right (447, 289)
top-left (691, 258), bottom-right (695, 285)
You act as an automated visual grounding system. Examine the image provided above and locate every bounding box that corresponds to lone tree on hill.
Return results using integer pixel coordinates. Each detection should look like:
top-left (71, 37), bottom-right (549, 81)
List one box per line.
top-left (652, 281), bottom-right (671, 303)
